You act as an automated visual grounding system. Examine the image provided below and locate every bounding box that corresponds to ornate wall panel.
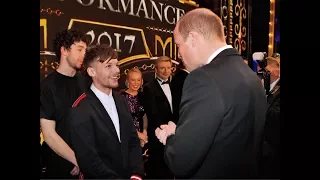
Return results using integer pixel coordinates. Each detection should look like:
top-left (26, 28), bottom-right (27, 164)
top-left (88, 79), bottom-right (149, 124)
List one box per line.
top-left (220, 0), bottom-right (250, 58)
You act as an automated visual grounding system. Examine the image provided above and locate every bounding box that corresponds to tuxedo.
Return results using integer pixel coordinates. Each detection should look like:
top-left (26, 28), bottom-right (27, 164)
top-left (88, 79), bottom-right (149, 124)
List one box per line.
top-left (164, 48), bottom-right (267, 178)
top-left (170, 68), bottom-right (189, 124)
top-left (69, 89), bottom-right (144, 179)
top-left (142, 78), bottom-right (174, 178)
top-left (261, 80), bottom-right (280, 178)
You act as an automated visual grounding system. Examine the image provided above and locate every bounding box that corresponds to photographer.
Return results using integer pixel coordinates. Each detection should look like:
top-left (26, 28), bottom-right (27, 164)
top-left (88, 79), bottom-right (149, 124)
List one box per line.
top-left (260, 57), bottom-right (280, 178)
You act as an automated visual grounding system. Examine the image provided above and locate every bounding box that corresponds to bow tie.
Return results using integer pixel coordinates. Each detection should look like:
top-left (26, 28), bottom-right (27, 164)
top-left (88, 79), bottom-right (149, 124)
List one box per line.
top-left (157, 78), bottom-right (170, 85)
top-left (162, 81), bottom-right (170, 85)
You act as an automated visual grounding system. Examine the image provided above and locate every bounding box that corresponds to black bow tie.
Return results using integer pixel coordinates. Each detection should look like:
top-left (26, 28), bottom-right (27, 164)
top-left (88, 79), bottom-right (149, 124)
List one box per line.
top-left (157, 78), bottom-right (170, 85)
top-left (162, 81), bottom-right (170, 85)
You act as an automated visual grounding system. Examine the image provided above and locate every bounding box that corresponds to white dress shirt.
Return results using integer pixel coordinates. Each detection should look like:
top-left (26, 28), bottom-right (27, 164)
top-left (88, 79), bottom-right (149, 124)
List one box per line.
top-left (90, 84), bottom-right (121, 142)
top-left (270, 78), bottom-right (280, 92)
top-left (156, 78), bottom-right (173, 112)
top-left (206, 45), bottom-right (233, 64)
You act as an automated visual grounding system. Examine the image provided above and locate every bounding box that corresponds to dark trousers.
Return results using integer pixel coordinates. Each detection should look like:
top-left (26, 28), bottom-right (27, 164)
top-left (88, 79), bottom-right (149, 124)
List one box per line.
top-left (145, 148), bottom-right (174, 179)
top-left (41, 149), bottom-right (78, 179)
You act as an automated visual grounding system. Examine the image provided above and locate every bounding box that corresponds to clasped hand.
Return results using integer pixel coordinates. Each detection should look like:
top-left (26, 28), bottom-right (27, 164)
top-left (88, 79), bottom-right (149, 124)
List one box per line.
top-left (155, 121), bottom-right (176, 145)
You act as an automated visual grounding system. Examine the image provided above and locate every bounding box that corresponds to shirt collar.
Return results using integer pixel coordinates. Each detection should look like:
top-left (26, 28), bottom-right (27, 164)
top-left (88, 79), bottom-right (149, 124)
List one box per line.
top-left (206, 45), bottom-right (233, 64)
top-left (90, 83), bottom-right (112, 101)
top-left (270, 78), bottom-right (280, 92)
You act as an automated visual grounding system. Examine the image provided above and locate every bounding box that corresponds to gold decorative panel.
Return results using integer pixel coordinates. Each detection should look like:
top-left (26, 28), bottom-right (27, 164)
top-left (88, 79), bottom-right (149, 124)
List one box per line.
top-left (220, 0), bottom-right (249, 58)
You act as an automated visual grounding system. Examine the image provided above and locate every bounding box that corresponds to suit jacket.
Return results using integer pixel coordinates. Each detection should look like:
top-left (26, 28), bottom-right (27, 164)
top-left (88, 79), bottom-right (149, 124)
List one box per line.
top-left (265, 80), bottom-right (280, 156)
top-left (164, 48), bottom-right (268, 179)
top-left (170, 69), bottom-right (189, 124)
top-left (69, 89), bottom-right (144, 179)
top-left (142, 78), bottom-right (173, 155)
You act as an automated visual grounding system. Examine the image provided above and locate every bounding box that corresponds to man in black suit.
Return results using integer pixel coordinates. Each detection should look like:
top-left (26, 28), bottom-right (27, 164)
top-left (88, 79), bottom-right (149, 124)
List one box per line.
top-left (260, 57), bottom-right (280, 178)
top-left (142, 56), bottom-right (174, 179)
top-left (69, 44), bottom-right (144, 179)
top-left (170, 60), bottom-right (189, 124)
top-left (155, 8), bottom-right (267, 179)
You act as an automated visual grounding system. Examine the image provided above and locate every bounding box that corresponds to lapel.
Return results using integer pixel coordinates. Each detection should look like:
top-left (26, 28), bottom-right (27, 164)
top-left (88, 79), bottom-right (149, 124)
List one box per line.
top-left (112, 91), bottom-right (126, 143)
top-left (86, 89), bottom-right (120, 143)
top-left (153, 78), bottom-right (171, 111)
top-left (268, 80), bottom-right (280, 106)
top-left (270, 79), bottom-right (280, 95)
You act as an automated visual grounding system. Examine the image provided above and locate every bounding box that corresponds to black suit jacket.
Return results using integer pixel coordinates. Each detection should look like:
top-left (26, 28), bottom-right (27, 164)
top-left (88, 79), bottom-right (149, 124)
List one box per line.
top-left (265, 80), bottom-right (280, 156)
top-left (170, 69), bottom-right (189, 124)
top-left (142, 79), bottom-right (173, 155)
top-left (164, 48), bottom-right (268, 179)
top-left (69, 89), bottom-right (144, 179)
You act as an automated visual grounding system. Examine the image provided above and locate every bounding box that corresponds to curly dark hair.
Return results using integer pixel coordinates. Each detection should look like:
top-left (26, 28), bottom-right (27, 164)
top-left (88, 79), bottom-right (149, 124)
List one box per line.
top-left (84, 44), bottom-right (118, 68)
top-left (52, 29), bottom-right (89, 61)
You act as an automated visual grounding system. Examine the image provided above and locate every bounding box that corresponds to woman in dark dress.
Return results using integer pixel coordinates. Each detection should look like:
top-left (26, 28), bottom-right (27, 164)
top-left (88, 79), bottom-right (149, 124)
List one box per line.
top-left (121, 68), bottom-right (148, 147)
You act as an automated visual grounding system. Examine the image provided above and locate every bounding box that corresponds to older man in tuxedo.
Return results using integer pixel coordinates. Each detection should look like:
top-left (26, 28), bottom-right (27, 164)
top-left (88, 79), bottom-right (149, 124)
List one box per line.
top-left (155, 8), bottom-right (267, 179)
top-left (142, 56), bottom-right (174, 179)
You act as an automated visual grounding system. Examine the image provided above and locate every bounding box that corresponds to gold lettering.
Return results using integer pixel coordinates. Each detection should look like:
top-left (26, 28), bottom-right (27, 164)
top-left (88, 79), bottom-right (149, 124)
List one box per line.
top-left (40, 19), bottom-right (47, 49)
top-left (155, 35), bottom-right (172, 58)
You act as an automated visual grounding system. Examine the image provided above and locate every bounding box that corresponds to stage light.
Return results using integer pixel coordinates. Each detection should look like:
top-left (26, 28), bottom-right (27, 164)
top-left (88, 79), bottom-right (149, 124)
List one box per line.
top-left (268, 0), bottom-right (275, 55)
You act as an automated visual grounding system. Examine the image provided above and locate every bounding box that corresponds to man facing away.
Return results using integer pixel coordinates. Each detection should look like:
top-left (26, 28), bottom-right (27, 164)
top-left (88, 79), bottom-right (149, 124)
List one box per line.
top-left (69, 44), bottom-right (144, 179)
top-left (40, 29), bottom-right (90, 179)
top-left (155, 8), bottom-right (268, 179)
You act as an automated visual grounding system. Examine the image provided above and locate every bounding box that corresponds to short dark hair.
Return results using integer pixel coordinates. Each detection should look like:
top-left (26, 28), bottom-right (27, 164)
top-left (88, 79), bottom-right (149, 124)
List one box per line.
top-left (52, 29), bottom-right (88, 61)
top-left (84, 44), bottom-right (118, 67)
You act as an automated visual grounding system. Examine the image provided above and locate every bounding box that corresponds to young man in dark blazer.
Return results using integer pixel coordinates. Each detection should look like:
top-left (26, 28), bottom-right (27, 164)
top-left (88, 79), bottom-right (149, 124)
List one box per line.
top-left (69, 44), bottom-right (144, 179)
top-left (142, 56), bottom-right (174, 179)
top-left (155, 8), bottom-right (267, 179)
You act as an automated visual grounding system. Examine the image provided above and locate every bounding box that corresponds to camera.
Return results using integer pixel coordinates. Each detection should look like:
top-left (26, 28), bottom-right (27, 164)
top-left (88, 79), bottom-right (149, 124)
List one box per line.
top-left (252, 52), bottom-right (271, 94)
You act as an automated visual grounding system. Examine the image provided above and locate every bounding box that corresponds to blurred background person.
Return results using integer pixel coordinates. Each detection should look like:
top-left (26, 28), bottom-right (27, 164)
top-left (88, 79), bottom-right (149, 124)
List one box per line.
top-left (121, 68), bottom-right (148, 147)
top-left (260, 57), bottom-right (280, 178)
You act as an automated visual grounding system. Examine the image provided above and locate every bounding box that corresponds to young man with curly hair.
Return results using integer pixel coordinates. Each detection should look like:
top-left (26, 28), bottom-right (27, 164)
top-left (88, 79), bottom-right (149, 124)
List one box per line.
top-left (40, 29), bottom-right (91, 179)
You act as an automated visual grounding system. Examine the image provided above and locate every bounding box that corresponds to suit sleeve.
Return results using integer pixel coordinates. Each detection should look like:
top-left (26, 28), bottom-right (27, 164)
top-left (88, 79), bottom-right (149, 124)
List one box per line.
top-left (121, 96), bottom-right (144, 178)
top-left (164, 70), bottom-right (225, 178)
top-left (69, 107), bottom-right (120, 179)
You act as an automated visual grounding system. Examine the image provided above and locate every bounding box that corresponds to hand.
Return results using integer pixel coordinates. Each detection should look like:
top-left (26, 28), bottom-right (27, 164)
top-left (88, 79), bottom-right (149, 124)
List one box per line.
top-left (137, 131), bottom-right (148, 143)
top-left (164, 121), bottom-right (176, 136)
top-left (140, 139), bottom-right (146, 147)
top-left (155, 126), bottom-right (168, 145)
top-left (155, 121), bottom-right (177, 145)
top-left (70, 165), bottom-right (80, 176)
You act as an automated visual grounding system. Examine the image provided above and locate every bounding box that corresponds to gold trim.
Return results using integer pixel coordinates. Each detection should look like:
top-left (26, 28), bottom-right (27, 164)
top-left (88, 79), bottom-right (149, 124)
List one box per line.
top-left (178, 0), bottom-right (199, 7)
top-left (67, 19), bottom-right (151, 65)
